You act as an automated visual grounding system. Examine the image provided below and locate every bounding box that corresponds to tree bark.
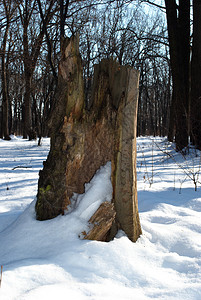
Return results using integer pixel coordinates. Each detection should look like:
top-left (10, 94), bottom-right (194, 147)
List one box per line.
top-left (1, 22), bottom-right (10, 140)
top-left (191, 0), bottom-right (201, 149)
top-left (36, 35), bottom-right (142, 242)
top-left (82, 202), bottom-right (116, 241)
top-left (22, 8), bottom-right (34, 139)
top-left (165, 0), bottom-right (190, 151)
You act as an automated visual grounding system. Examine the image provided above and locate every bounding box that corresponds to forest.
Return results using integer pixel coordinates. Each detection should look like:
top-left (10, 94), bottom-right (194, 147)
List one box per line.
top-left (1, 1), bottom-right (201, 298)
top-left (1, 0), bottom-right (201, 152)
top-left (0, 0), bottom-right (170, 142)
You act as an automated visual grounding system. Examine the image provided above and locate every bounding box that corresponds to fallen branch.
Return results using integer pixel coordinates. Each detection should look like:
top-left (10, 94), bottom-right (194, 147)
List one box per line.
top-left (12, 166), bottom-right (32, 170)
top-left (80, 202), bottom-right (116, 241)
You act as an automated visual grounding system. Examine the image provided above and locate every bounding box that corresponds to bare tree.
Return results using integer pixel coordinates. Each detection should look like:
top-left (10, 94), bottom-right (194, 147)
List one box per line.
top-left (0, 0), bottom-right (172, 140)
top-left (16, 0), bottom-right (55, 139)
top-left (164, 0), bottom-right (190, 151)
top-left (0, 0), bottom-right (17, 140)
top-left (191, 0), bottom-right (201, 149)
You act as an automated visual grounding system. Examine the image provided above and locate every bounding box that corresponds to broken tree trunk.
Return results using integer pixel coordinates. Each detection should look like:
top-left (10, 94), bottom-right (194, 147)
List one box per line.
top-left (35, 35), bottom-right (142, 242)
top-left (82, 202), bottom-right (116, 241)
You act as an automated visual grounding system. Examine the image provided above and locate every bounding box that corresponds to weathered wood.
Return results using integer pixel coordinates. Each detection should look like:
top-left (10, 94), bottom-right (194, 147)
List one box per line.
top-left (82, 202), bottom-right (116, 241)
top-left (35, 35), bottom-right (142, 242)
top-left (35, 35), bottom-right (84, 220)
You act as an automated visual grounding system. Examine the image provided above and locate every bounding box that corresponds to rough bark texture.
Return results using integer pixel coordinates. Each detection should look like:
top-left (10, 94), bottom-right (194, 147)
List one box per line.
top-left (82, 202), bottom-right (116, 241)
top-left (1, 22), bottom-right (10, 140)
top-left (191, 0), bottom-right (201, 149)
top-left (35, 35), bottom-right (142, 242)
top-left (165, 0), bottom-right (190, 151)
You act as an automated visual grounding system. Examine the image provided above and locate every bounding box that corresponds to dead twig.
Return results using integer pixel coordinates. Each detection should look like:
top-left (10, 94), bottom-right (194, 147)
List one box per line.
top-left (12, 166), bottom-right (32, 170)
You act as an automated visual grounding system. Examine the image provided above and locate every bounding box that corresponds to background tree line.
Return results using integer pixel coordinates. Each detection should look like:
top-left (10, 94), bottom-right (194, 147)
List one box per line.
top-left (0, 0), bottom-right (171, 142)
top-left (158, 0), bottom-right (201, 152)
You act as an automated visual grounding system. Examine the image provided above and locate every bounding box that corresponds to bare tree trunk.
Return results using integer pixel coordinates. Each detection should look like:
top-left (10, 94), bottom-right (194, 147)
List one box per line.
top-left (23, 71), bottom-right (34, 139)
top-left (165, 0), bottom-right (190, 151)
top-left (19, 0), bottom-right (54, 139)
top-left (191, 0), bottom-right (201, 149)
top-left (59, 0), bottom-right (70, 55)
top-left (22, 14), bottom-right (33, 139)
top-left (1, 23), bottom-right (10, 140)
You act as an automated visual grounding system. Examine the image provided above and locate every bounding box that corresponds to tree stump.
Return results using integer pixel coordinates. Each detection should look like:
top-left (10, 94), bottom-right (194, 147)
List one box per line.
top-left (35, 35), bottom-right (142, 242)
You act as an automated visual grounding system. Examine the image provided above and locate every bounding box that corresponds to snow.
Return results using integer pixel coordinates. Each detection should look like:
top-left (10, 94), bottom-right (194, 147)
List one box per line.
top-left (0, 135), bottom-right (201, 299)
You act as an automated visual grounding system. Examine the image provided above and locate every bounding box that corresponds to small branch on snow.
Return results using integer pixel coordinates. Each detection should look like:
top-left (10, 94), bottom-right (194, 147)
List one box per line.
top-left (12, 166), bottom-right (32, 170)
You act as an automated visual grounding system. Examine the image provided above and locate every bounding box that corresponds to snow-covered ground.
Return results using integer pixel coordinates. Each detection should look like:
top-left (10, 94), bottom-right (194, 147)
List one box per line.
top-left (0, 136), bottom-right (201, 300)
